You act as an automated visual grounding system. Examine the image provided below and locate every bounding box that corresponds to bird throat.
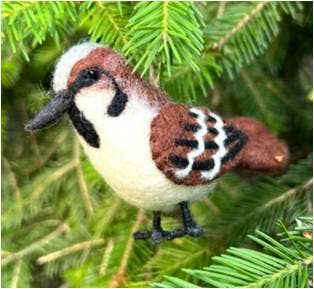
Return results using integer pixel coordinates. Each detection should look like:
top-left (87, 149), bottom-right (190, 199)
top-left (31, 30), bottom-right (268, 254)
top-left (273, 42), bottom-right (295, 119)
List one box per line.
top-left (66, 69), bottom-right (129, 148)
top-left (68, 104), bottom-right (100, 148)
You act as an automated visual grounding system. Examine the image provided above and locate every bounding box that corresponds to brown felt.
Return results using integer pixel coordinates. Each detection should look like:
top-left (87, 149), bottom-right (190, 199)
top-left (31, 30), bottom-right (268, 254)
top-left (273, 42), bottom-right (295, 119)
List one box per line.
top-left (67, 46), bottom-right (289, 185)
top-left (68, 47), bottom-right (169, 107)
top-left (150, 103), bottom-right (219, 185)
top-left (150, 106), bottom-right (289, 185)
top-left (226, 117), bottom-right (289, 172)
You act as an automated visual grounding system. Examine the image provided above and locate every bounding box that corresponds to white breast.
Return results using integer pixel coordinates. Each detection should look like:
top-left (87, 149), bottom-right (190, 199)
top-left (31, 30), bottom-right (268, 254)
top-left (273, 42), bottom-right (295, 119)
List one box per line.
top-left (75, 91), bottom-right (214, 212)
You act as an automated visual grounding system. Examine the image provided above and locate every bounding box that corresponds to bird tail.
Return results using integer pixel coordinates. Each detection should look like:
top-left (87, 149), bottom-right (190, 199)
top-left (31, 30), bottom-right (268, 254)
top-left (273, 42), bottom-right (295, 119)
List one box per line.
top-left (227, 117), bottom-right (289, 173)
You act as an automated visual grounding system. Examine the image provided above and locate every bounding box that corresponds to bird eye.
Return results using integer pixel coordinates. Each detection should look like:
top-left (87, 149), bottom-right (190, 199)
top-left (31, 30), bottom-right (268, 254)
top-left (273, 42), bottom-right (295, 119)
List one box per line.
top-left (84, 69), bottom-right (100, 81)
top-left (73, 68), bottom-right (102, 92)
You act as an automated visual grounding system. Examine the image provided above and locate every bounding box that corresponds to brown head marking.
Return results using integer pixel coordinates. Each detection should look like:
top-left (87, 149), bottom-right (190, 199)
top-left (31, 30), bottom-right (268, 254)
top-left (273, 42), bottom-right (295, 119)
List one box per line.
top-left (68, 47), bottom-right (169, 108)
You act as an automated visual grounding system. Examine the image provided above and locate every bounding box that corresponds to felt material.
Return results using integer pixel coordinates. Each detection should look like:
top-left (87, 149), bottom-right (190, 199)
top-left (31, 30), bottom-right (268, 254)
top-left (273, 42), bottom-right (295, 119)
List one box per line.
top-left (150, 103), bottom-right (247, 185)
top-left (69, 66), bottom-right (129, 117)
top-left (226, 117), bottom-right (289, 172)
top-left (62, 43), bottom-right (214, 211)
top-left (53, 42), bottom-right (101, 92)
top-left (68, 104), bottom-right (100, 148)
top-left (28, 42), bottom-right (289, 213)
top-left (107, 87), bottom-right (128, 117)
top-left (150, 104), bottom-right (287, 185)
top-left (75, 92), bottom-right (214, 212)
top-left (68, 47), bottom-right (169, 108)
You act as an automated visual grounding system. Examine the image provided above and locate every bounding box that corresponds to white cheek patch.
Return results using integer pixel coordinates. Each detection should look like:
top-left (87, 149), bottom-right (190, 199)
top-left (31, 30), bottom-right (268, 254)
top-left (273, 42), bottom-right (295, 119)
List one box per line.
top-left (53, 42), bottom-right (102, 93)
top-left (74, 89), bottom-right (116, 122)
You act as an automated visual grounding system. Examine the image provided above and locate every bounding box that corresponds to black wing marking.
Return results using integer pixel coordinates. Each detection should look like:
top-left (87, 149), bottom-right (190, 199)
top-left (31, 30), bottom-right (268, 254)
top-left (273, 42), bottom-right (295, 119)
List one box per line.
top-left (169, 121), bottom-right (248, 174)
top-left (221, 126), bottom-right (248, 164)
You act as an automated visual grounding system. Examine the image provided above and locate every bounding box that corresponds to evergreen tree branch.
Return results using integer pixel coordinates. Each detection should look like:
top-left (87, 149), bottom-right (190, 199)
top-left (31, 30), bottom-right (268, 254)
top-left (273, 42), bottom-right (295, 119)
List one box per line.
top-left (212, 1), bottom-right (270, 50)
top-left (10, 260), bottom-right (22, 288)
top-left (80, 197), bottom-right (122, 263)
top-left (94, 198), bottom-right (122, 233)
top-left (2, 2), bottom-right (78, 60)
top-left (2, 251), bottom-right (11, 258)
top-left (73, 137), bottom-right (94, 215)
top-left (216, 2), bottom-right (227, 19)
top-left (204, 2), bottom-right (303, 79)
top-left (240, 68), bottom-right (276, 125)
top-left (155, 218), bottom-right (313, 288)
top-left (37, 239), bottom-right (104, 265)
top-left (225, 176), bottom-right (312, 237)
top-left (246, 252), bottom-right (312, 288)
top-left (117, 211), bottom-right (145, 274)
top-left (109, 210), bottom-right (145, 287)
top-left (19, 106), bottom-right (43, 163)
top-left (2, 223), bottom-right (69, 266)
top-left (264, 178), bottom-right (313, 211)
top-left (162, 53), bottom-right (222, 101)
top-left (22, 131), bottom-right (67, 175)
top-left (103, 8), bottom-right (128, 45)
top-left (205, 155), bottom-right (313, 243)
top-left (99, 238), bottom-right (115, 276)
top-left (29, 135), bottom-right (43, 164)
top-left (1, 2), bottom-right (310, 287)
top-left (79, 2), bottom-right (129, 48)
top-left (2, 157), bottom-right (21, 200)
top-left (144, 238), bottom-right (211, 281)
top-left (29, 161), bottom-right (77, 202)
top-left (149, 64), bottom-right (161, 88)
top-left (124, 2), bottom-right (204, 76)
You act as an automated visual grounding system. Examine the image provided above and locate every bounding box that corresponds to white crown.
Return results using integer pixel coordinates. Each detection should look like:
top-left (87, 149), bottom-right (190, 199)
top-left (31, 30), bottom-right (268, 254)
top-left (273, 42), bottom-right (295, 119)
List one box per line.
top-left (52, 42), bottom-right (102, 92)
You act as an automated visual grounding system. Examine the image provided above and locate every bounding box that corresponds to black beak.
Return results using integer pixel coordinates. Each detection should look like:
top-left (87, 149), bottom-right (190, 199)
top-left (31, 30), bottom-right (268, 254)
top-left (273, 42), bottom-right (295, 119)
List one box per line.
top-left (25, 90), bottom-right (73, 131)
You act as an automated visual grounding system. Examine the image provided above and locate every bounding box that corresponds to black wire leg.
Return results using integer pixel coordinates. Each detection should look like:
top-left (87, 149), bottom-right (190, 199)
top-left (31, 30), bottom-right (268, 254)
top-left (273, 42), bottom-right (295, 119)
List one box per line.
top-left (134, 211), bottom-right (167, 244)
top-left (134, 202), bottom-right (204, 243)
top-left (166, 201), bottom-right (204, 240)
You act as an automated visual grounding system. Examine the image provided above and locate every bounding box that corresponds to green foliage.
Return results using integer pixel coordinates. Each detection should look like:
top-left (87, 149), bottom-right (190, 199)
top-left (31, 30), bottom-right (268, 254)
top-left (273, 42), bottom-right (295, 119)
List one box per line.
top-left (124, 2), bottom-right (204, 76)
top-left (79, 2), bottom-right (130, 49)
top-left (204, 2), bottom-right (303, 78)
top-left (1, 1), bottom-right (312, 288)
top-left (205, 154), bottom-right (313, 243)
top-left (154, 217), bottom-right (313, 288)
top-left (2, 2), bottom-right (77, 60)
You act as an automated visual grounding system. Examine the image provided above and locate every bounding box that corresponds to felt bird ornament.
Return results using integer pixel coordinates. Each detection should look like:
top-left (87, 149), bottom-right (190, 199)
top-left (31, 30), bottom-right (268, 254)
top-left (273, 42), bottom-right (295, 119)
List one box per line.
top-left (26, 42), bottom-right (289, 244)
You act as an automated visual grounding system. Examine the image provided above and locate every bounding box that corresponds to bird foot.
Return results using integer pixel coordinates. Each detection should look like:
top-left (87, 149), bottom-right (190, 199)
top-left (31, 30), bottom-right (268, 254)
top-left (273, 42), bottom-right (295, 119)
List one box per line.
top-left (166, 225), bottom-right (204, 240)
top-left (185, 225), bottom-right (204, 237)
top-left (134, 225), bottom-right (204, 243)
top-left (133, 229), bottom-right (168, 244)
top-left (165, 228), bottom-right (185, 240)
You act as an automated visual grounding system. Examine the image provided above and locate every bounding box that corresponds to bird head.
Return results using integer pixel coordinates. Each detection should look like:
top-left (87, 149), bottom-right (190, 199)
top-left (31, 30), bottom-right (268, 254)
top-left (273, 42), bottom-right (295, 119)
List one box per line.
top-left (25, 42), bottom-right (166, 131)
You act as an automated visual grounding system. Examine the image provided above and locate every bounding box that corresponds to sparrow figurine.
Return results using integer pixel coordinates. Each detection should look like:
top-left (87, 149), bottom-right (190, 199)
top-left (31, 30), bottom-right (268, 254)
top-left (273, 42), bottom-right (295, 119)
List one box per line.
top-left (26, 42), bottom-right (289, 243)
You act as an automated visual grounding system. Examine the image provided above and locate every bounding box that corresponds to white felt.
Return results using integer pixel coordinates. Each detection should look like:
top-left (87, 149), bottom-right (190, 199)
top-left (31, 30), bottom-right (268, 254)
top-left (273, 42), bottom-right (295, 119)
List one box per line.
top-left (175, 108), bottom-right (208, 179)
top-left (74, 87), bottom-right (215, 212)
top-left (202, 112), bottom-right (228, 180)
top-left (52, 42), bottom-right (101, 92)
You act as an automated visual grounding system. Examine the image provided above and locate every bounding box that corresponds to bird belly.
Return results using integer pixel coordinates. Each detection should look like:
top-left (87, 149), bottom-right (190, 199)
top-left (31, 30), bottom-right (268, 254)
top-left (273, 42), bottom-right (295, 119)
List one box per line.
top-left (77, 124), bottom-right (214, 212)
top-left (80, 138), bottom-right (214, 212)
top-left (73, 93), bottom-right (215, 212)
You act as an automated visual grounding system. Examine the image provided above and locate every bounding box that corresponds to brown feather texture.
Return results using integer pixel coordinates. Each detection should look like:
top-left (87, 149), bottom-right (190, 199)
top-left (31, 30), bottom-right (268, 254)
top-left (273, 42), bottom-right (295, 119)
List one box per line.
top-left (151, 104), bottom-right (289, 185)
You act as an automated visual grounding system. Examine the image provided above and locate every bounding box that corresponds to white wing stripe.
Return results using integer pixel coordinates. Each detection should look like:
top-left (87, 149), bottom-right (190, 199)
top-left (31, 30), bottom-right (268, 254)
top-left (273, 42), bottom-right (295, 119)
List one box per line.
top-left (174, 108), bottom-right (208, 179)
top-left (201, 112), bottom-right (228, 180)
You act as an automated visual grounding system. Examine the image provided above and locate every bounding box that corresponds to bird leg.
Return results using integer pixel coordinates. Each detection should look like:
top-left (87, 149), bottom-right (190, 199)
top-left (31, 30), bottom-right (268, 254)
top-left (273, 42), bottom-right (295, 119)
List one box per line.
top-left (133, 211), bottom-right (167, 244)
top-left (134, 202), bottom-right (203, 243)
top-left (166, 201), bottom-right (204, 240)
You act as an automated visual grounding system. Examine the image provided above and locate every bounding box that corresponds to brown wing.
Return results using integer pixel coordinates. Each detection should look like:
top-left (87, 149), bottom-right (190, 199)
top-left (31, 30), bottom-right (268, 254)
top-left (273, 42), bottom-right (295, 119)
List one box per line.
top-left (150, 103), bottom-right (248, 185)
top-left (225, 117), bottom-right (289, 172)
